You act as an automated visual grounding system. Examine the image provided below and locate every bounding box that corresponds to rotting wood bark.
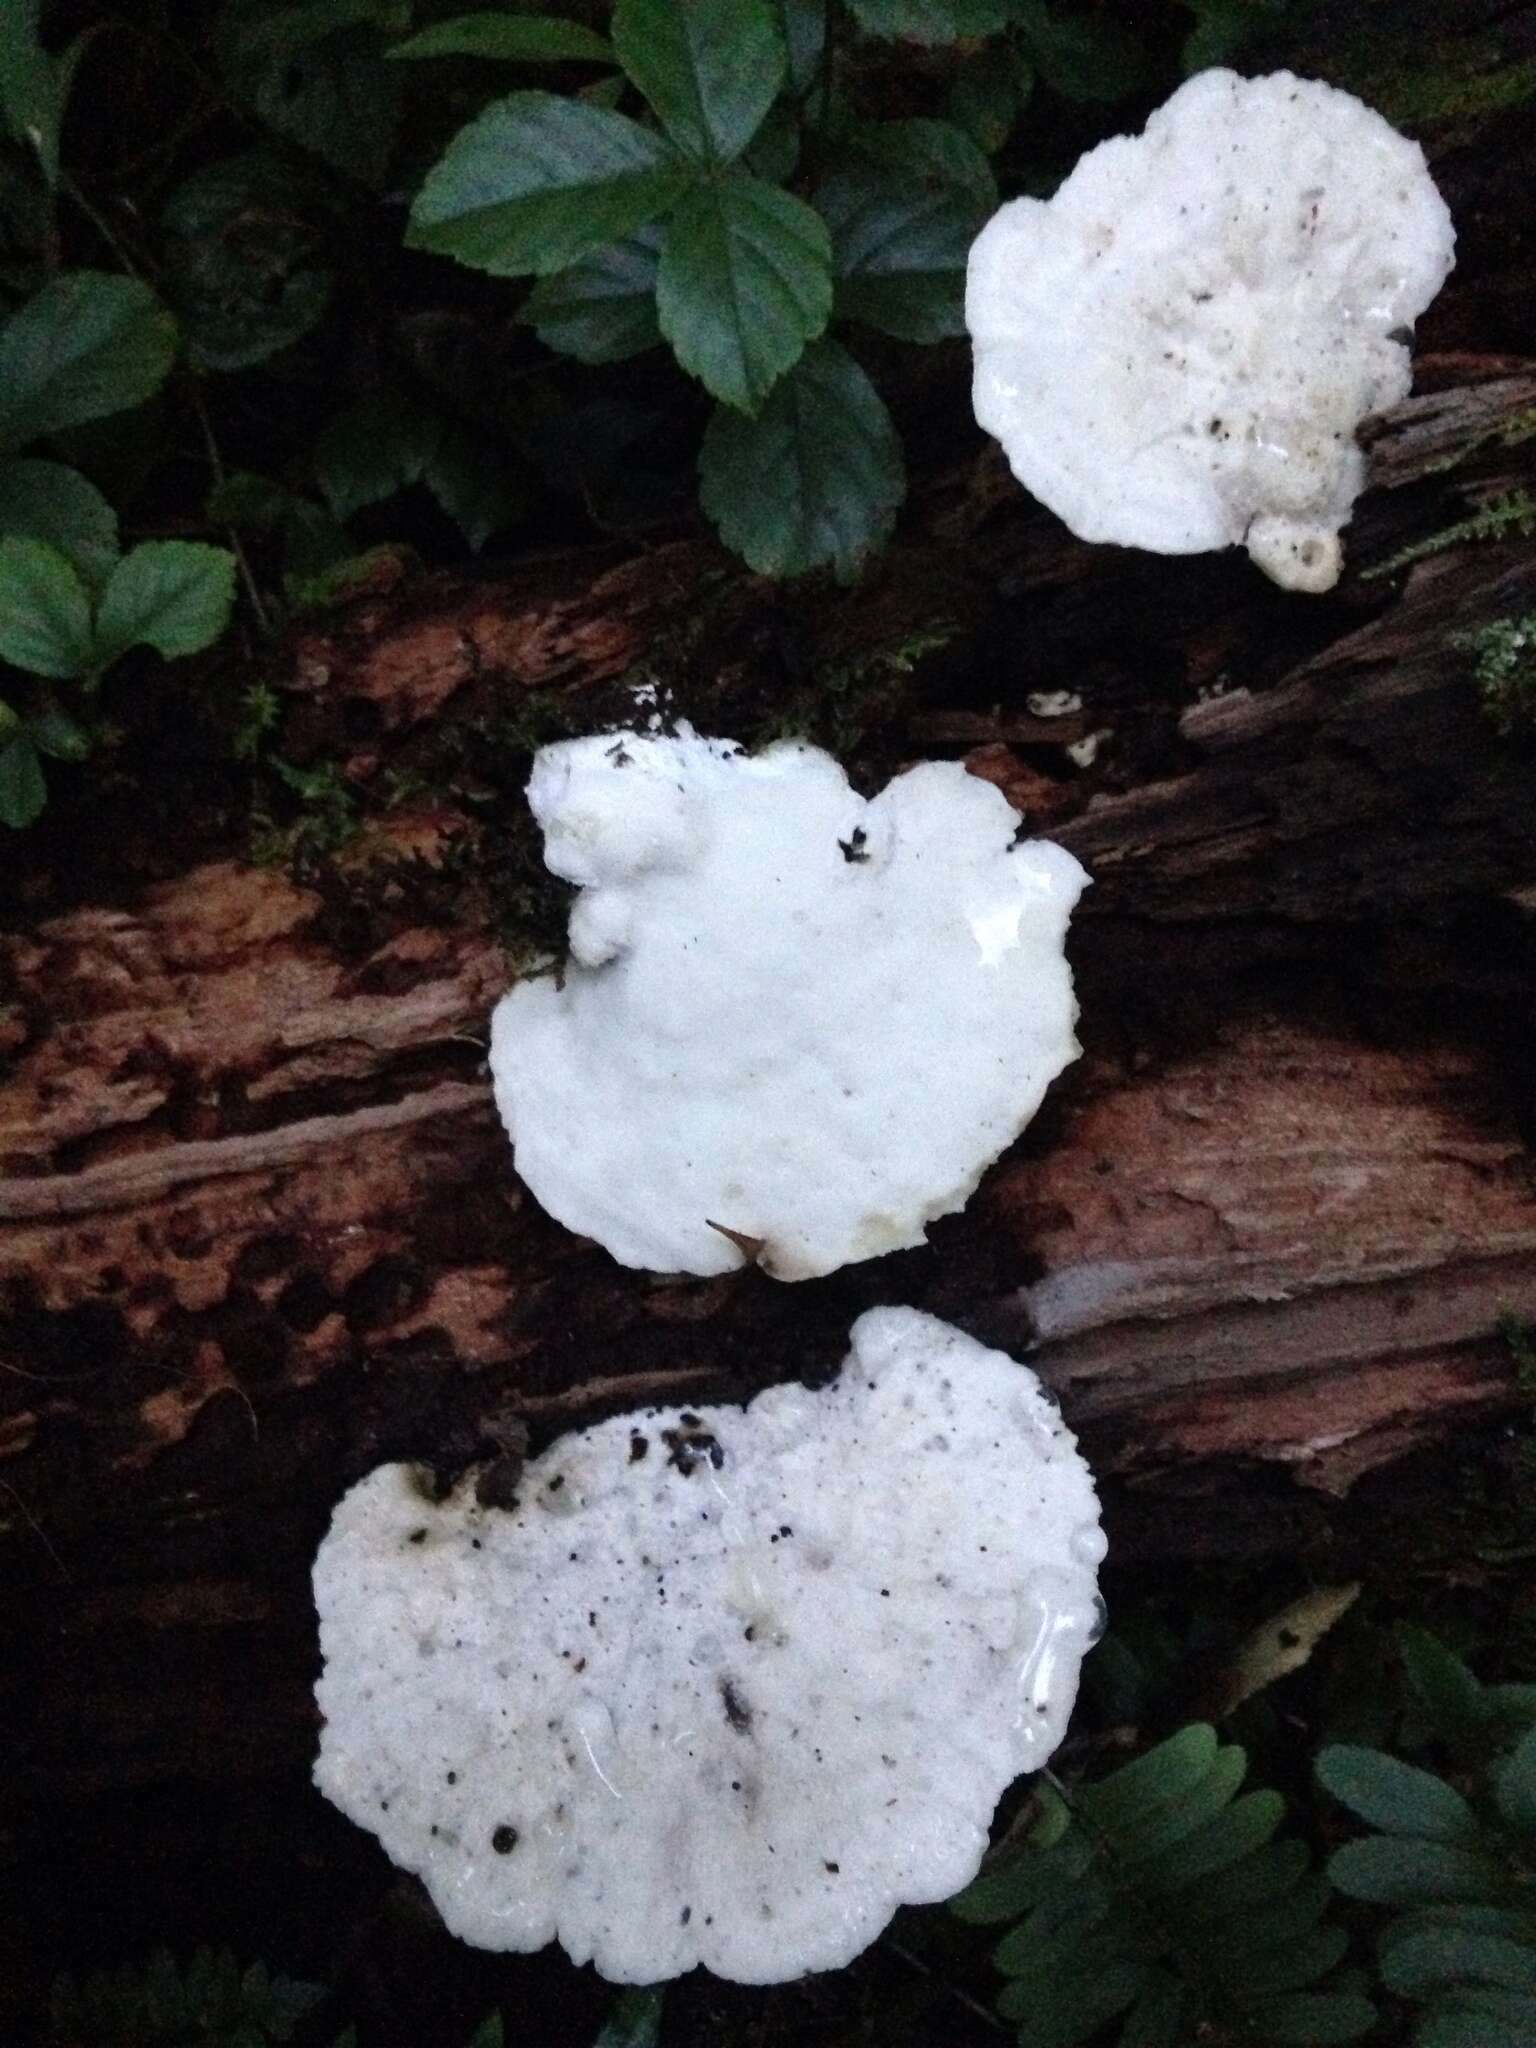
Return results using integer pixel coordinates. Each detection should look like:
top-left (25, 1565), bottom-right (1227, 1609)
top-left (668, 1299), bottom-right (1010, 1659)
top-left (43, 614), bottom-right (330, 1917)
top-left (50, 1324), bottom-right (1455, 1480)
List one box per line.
top-left (1, 356), bottom-right (1533, 1807)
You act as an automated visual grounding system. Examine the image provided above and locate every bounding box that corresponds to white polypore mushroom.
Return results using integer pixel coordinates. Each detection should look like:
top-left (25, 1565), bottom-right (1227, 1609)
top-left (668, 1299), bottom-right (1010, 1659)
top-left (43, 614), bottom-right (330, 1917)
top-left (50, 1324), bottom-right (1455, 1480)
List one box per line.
top-left (489, 727), bottom-right (1087, 1280)
top-left (966, 69), bottom-right (1455, 592)
top-left (312, 1306), bottom-right (1106, 1984)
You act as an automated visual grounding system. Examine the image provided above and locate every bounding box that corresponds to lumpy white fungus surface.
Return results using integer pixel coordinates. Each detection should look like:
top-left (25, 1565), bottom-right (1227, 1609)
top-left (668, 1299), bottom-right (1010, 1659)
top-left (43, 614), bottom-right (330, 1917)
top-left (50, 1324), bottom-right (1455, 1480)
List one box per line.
top-left (489, 728), bottom-right (1087, 1279)
top-left (966, 69), bottom-right (1455, 590)
top-left (313, 1307), bottom-right (1106, 1983)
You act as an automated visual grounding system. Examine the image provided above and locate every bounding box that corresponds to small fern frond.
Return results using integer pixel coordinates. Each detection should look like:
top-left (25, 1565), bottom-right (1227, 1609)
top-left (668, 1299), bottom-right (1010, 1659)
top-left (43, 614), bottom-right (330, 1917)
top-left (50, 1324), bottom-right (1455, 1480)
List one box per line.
top-left (1319, 1669), bottom-right (1536, 2045)
top-left (1363, 488), bottom-right (1536, 581)
top-left (48, 1944), bottom-right (327, 2047)
top-left (952, 1724), bottom-right (1373, 2047)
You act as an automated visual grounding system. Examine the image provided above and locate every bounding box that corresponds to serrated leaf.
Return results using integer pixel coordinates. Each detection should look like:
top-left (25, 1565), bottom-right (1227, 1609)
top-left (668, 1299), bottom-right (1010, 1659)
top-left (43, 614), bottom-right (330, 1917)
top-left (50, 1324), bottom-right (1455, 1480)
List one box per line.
top-left (0, 273), bottom-right (179, 453)
top-left (819, 155), bottom-right (985, 343)
top-left (1329, 1837), bottom-right (1514, 1907)
top-left (162, 151), bottom-right (336, 372)
top-left (408, 93), bottom-right (683, 277)
top-left (315, 391), bottom-right (443, 519)
top-left (217, 0), bottom-right (404, 188)
top-left (94, 542), bottom-right (237, 664)
top-left (592, 1985), bottom-right (665, 2048)
top-left (0, 733), bottom-right (47, 827)
top-left (524, 228), bottom-right (663, 364)
top-left (838, 116), bottom-right (996, 211)
top-left (1076, 1724), bottom-right (1220, 1835)
top-left (1317, 1746), bottom-right (1481, 1843)
top-left (657, 173), bottom-right (830, 409)
top-left (0, 458), bottom-right (118, 587)
top-left (424, 422), bottom-right (525, 550)
top-left (0, 533), bottom-right (93, 675)
top-left (1494, 1724), bottom-right (1536, 1833)
top-left (388, 15), bottom-right (612, 63)
top-left (699, 338), bottom-right (903, 577)
top-left (1383, 1925), bottom-right (1536, 1997)
top-left (949, 1826), bottom-right (1095, 1923)
top-left (613, 0), bottom-right (785, 162)
top-left (846, 0), bottom-right (1010, 45)
top-left (1254, 1992), bottom-right (1377, 2045)
top-left (1012, 0), bottom-right (1149, 101)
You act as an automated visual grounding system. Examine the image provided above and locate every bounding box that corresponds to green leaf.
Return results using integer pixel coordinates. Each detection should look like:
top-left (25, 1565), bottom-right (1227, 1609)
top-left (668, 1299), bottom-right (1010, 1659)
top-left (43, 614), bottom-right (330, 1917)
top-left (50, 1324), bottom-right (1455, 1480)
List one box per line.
top-left (315, 391), bottom-right (443, 519)
top-left (948, 53), bottom-right (1029, 154)
top-left (949, 1827), bottom-right (1096, 1924)
top-left (1254, 1992), bottom-right (1377, 2045)
top-left (26, 698), bottom-right (92, 761)
top-left (1117, 1970), bottom-right (1184, 2048)
top-left (462, 2014), bottom-right (503, 2048)
top-left (1114, 1742), bottom-right (1248, 1860)
top-left (0, 458), bottom-right (118, 586)
top-left (1139, 1790), bottom-right (1286, 1893)
top-left (592, 1985), bottom-right (665, 2048)
top-left (613, 0), bottom-right (785, 161)
top-left (0, 273), bottom-right (179, 453)
top-left (1383, 1925), bottom-right (1536, 1997)
top-left (1421, 1992), bottom-right (1536, 2048)
top-left (818, 125), bottom-right (997, 342)
top-left (388, 14), bottom-right (613, 63)
top-left (1329, 1837), bottom-right (1514, 1907)
top-left (0, 0), bottom-right (79, 188)
top-left (0, 533), bottom-right (93, 675)
top-left (94, 542), bottom-right (237, 664)
top-left (657, 173), bottom-right (830, 409)
top-left (1317, 1746), bottom-right (1481, 1843)
top-left (838, 116), bottom-right (996, 211)
top-left (0, 734), bottom-right (46, 827)
top-left (216, 0), bottom-right (404, 188)
top-left (1013, 0), bottom-right (1150, 101)
top-left (776, 0), bottom-right (826, 95)
top-left (424, 423), bottom-right (525, 550)
top-left (1494, 1724), bottom-right (1536, 1835)
top-left (1185, 1839), bottom-right (1314, 1922)
top-left (699, 338), bottom-right (903, 577)
top-left (845, 0), bottom-right (1010, 44)
top-left (1399, 1627), bottom-right (1485, 1751)
top-left (407, 93), bottom-right (683, 277)
top-left (162, 151), bottom-right (336, 372)
top-left (1076, 1724), bottom-right (1220, 1835)
top-left (523, 228), bottom-right (663, 364)
top-left (1228, 1924), bottom-right (1351, 1998)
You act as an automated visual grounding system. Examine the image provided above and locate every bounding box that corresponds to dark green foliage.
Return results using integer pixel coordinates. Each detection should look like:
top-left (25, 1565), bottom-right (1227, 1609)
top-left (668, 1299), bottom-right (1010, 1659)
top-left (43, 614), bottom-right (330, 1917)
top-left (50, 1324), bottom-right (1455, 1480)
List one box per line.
top-left (952, 1726), bottom-right (1373, 2045)
top-left (48, 1945), bottom-right (326, 2047)
top-left (1318, 1632), bottom-right (1536, 2046)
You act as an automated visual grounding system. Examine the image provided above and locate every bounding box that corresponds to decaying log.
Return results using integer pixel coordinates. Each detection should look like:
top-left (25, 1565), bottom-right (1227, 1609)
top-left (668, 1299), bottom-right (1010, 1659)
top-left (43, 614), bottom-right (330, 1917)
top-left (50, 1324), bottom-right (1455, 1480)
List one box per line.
top-left (1, 348), bottom-right (1534, 1819)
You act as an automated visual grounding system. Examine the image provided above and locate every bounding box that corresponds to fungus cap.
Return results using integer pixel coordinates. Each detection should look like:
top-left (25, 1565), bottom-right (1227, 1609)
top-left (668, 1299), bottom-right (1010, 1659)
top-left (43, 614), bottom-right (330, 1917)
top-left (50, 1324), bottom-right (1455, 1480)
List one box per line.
top-left (312, 1306), bottom-right (1106, 1984)
top-left (966, 69), bottom-right (1455, 591)
top-left (490, 728), bottom-right (1087, 1280)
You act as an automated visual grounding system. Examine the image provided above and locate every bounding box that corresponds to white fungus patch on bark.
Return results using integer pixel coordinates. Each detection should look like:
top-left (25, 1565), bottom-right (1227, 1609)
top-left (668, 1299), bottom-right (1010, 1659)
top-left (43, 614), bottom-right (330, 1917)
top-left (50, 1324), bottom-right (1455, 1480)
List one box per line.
top-left (966, 69), bottom-right (1455, 592)
top-left (312, 1307), bottom-right (1106, 1984)
top-left (489, 728), bottom-right (1087, 1280)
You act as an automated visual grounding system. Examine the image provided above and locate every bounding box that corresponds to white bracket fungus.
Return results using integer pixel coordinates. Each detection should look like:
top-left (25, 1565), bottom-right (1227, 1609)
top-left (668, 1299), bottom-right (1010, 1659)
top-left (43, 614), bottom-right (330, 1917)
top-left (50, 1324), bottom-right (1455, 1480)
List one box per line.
top-left (313, 1306), bottom-right (1106, 1984)
top-left (966, 69), bottom-right (1455, 592)
top-left (489, 728), bottom-right (1087, 1280)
